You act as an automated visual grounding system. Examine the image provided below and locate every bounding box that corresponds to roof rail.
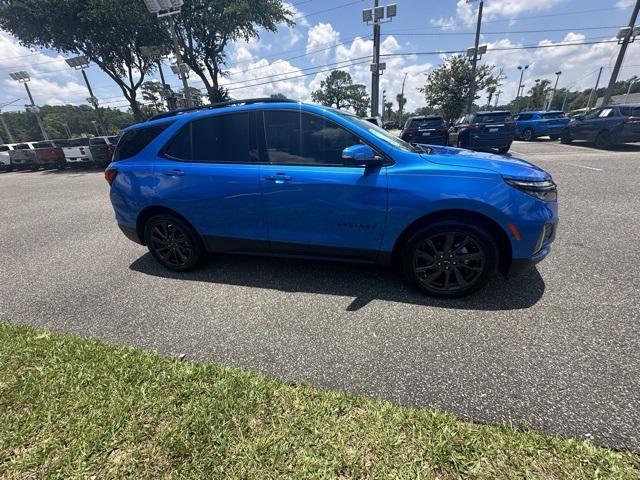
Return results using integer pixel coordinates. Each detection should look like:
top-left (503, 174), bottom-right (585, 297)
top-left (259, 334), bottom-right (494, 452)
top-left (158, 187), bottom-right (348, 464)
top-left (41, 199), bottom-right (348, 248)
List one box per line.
top-left (148, 97), bottom-right (298, 121)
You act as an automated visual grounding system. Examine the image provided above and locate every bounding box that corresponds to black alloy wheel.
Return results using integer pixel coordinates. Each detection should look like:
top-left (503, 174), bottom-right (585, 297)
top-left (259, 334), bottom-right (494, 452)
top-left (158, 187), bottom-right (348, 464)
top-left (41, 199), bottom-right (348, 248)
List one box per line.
top-left (594, 130), bottom-right (612, 150)
top-left (560, 129), bottom-right (572, 144)
top-left (522, 128), bottom-right (535, 141)
top-left (145, 214), bottom-right (204, 271)
top-left (402, 222), bottom-right (497, 297)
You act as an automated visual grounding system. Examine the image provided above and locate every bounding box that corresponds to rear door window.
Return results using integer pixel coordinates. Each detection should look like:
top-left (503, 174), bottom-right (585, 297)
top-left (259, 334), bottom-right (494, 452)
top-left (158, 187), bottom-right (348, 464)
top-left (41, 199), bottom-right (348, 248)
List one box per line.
top-left (516, 114), bottom-right (533, 121)
top-left (115, 123), bottom-right (171, 161)
top-left (541, 112), bottom-right (565, 119)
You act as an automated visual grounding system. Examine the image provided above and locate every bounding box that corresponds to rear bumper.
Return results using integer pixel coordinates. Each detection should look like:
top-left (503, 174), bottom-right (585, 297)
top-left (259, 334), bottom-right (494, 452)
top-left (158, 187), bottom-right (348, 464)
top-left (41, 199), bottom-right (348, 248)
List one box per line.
top-left (118, 224), bottom-right (143, 245)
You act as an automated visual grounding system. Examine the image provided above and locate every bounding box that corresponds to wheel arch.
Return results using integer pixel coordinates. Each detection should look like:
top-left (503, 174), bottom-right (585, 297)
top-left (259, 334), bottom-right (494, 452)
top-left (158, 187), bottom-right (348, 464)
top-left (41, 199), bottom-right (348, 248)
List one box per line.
top-left (389, 209), bottom-right (513, 276)
top-left (136, 205), bottom-right (200, 246)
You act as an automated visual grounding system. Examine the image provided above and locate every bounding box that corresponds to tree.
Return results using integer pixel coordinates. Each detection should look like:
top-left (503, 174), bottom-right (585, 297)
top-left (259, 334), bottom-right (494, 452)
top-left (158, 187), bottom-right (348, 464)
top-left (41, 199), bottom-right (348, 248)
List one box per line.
top-left (311, 70), bottom-right (370, 116)
top-left (527, 79), bottom-right (552, 110)
top-left (396, 93), bottom-right (407, 124)
top-left (270, 93), bottom-right (288, 99)
top-left (485, 68), bottom-right (505, 109)
top-left (141, 81), bottom-right (166, 112)
top-left (0, 0), bottom-right (168, 122)
top-left (419, 55), bottom-right (495, 123)
top-left (384, 101), bottom-right (393, 121)
top-left (174, 0), bottom-right (293, 103)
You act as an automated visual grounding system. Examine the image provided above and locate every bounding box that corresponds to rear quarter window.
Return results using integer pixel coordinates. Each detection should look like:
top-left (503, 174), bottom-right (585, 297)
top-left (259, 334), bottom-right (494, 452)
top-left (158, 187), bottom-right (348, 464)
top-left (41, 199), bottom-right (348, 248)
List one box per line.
top-left (115, 123), bottom-right (171, 161)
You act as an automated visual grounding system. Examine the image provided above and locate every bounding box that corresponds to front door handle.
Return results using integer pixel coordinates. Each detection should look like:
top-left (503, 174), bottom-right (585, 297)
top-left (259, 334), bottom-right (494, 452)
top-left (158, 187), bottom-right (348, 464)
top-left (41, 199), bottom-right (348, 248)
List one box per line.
top-left (265, 173), bottom-right (292, 184)
top-left (162, 169), bottom-right (185, 176)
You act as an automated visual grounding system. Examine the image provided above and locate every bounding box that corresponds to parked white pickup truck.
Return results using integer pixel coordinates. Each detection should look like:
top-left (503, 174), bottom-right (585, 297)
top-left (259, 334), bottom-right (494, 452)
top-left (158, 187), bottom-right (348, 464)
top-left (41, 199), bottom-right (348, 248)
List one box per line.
top-left (0, 144), bottom-right (15, 170)
top-left (59, 138), bottom-right (93, 166)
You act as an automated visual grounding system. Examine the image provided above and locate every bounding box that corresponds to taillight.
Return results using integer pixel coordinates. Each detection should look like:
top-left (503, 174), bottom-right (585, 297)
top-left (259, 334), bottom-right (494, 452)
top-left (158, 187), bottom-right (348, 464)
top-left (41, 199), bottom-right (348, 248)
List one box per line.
top-left (403, 129), bottom-right (418, 136)
top-left (79, 147), bottom-right (85, 154)
top-left (105, 169), bottom-right (118, 186)
top-left (623, 117), bottom-right (640, 124)
top-left (437, 127), bottom-right (449, 132)
top-left (468, 124), bottom-right (482, 130)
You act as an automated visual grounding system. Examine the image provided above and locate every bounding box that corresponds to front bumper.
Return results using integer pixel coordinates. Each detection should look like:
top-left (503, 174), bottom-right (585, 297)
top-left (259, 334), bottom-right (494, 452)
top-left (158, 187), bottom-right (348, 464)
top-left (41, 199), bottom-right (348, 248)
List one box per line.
top-left (507, 245), bottom-right (552, 277)
top-left (119, 224), bottom-right (143, 245)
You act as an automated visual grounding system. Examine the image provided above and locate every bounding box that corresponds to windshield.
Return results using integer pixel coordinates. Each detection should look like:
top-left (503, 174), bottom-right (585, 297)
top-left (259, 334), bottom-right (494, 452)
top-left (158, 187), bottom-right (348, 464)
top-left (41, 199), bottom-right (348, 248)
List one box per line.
top-left (408, 118), bottom-right (444, 129)
top-left (340, 114), bottom-right (417, 153)
top-left (475, 112), bottom-right (512, 123)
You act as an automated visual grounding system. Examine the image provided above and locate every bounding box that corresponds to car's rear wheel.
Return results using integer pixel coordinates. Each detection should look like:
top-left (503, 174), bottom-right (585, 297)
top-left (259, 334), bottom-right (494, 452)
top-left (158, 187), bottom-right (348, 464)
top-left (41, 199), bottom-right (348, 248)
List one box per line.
top-left (401, 221), bottom-right (498, 298)
top-left (594, 130), bottom-right (613, 150)
top-left (522, 128), bottom-right (534, 141)
top-left (144, 214), bottom-right (204, 272)
top-left (456, 136), bottom-right (467, 149)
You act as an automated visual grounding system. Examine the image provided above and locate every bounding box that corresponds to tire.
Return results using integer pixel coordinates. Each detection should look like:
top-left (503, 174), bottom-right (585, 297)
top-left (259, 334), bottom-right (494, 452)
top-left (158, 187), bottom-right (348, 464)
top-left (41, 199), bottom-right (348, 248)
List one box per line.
top-left (560, 129), bottom-right (572, 144)
top-left (549, 135), bottom-right (559, 141)
top-left (456, 136), bottom-right (468, 149)
top-left (497, 146), bottom-right (510, 154)
top-left (522, 128), bottom-right (535, 141)
top-left (400, 221), bottom-right (498, 298)
top-left (594, 130), bottom-right (613, 150)
top-left (144, 214), bottom-right (205, 272)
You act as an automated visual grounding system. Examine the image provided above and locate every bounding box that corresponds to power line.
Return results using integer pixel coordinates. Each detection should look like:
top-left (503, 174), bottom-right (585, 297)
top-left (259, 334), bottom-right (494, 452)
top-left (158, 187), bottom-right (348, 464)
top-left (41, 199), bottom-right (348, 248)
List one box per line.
top-left (292, 0), bottom-right (365, 22)
top-left (385, 26), bottom-right (622, 37)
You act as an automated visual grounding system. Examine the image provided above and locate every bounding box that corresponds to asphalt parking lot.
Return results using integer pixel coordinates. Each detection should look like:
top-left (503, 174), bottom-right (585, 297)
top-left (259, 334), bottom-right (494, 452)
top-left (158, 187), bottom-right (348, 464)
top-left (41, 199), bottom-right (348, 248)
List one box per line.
top-left (1, 139), bottom-right (639, 452)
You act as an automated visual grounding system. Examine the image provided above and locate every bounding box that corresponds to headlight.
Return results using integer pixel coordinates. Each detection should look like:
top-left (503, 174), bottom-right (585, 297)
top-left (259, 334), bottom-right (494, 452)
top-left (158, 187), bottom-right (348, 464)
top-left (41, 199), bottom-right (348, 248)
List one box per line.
top-left (504, 178), bottom-right (557, 201)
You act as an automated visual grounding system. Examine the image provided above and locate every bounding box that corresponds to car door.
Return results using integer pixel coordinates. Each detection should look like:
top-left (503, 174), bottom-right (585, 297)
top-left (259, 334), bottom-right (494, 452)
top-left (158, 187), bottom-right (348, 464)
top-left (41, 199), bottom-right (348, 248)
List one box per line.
top-left (259, 109), bottom-right (387, 260)
top-left (572, 109), bottom-right (601, 140)
top-left (152, 111), bottom-right (269, 250)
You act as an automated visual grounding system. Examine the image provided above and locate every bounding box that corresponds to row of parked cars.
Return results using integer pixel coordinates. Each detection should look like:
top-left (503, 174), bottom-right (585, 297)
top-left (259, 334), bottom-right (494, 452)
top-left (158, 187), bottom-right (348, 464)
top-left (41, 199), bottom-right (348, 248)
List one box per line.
top-left (398, 103), bottom-right (640, 153)
top-left (0, 136), bottom-right (120, 171)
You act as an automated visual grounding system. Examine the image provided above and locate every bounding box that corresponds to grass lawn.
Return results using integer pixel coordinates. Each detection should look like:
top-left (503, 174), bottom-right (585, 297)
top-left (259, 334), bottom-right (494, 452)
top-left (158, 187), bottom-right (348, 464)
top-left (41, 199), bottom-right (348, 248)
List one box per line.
top-left (1, 323), bottom-right (638, 479)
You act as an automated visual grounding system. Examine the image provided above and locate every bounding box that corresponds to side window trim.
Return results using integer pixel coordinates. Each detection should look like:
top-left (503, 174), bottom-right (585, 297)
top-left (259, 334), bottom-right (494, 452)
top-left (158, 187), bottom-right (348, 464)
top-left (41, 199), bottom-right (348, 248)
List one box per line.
top-left (260, 109), bottom-right (388, 168)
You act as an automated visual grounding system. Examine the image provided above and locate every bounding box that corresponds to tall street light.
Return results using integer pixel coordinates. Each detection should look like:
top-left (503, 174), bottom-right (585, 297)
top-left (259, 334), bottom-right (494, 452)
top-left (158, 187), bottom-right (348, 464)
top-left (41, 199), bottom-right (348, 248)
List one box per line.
top-left (466, 0), bottom-right (484, 114)
top-left (362, 2), bottom-right (397, 117)
top-left (65, 55), bottom-right (107, 135)
top-left (143, 0), bottom-right (193, 108)
top-left (140, 45), bottom-right (177, 111)
top-left (547, 71), bottom-right (562, 110)
top-left (515, 65), bottom-right (529, 113)
top-left (9, 71), bottom-right (48, 140)
top-left (398, 72), bottom-right (407, 127)
top-left (0, 99), bottom-right (19, 143)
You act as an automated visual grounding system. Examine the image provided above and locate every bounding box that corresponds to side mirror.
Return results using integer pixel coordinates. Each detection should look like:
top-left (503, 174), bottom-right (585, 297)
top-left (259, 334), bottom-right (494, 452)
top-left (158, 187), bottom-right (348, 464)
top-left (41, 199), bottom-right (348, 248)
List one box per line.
top-left (341, 144), bottom-right (383, 167)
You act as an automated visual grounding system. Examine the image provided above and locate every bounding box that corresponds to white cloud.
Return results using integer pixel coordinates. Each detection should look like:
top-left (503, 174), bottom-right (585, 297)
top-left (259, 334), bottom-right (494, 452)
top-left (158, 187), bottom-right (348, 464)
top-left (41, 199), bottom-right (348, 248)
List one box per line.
top-left (432, 0), bottom-right (561, 30)
top-left (616, 0), bottom-right (634, 7)
top-left (0, 32), bottom-right (92, 109)
top-left (306, 23), bottom-right (340, 64)
top-left (222, 57), bottom-right (308, 100)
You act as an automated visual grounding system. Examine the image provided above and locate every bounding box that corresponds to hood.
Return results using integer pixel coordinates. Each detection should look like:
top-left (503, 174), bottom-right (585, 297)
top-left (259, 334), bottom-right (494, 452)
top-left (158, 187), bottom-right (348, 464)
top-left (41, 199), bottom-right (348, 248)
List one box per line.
top-left (420, 145), bottom-right (551, 181)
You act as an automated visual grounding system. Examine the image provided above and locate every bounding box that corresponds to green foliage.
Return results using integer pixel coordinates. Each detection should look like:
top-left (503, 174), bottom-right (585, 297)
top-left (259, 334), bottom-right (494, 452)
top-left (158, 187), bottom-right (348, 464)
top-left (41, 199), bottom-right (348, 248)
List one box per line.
top-left (419, 55), bottom-right (496, 122)
top-left (175, 0), bottom-right (294, 103)
top-left (1, 105), bottom-right (133, 142)
top-left (311, 70), bottom-right (370, 116)
top-left (0, 0), bottom-right (169, 122)
top-left (269, 93), bottom-right (288, 99)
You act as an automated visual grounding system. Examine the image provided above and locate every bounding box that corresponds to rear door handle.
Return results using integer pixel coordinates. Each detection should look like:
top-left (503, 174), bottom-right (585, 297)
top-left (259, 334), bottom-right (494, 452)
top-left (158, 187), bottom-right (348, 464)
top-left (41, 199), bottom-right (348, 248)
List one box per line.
top-left (162, 169), bottom-right (185, 176)
top-left (266, 173), bottom-right (291, 184)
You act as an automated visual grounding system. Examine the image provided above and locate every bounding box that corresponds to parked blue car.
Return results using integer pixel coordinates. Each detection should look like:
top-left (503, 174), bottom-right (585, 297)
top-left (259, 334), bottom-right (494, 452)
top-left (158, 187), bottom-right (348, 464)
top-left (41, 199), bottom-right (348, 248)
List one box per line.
top-left (515, 111), bottom-right (569, 141)
top-left (561, 104), bottom-right (640, 149)
top-left (106, 98), bottom-right (558, 298)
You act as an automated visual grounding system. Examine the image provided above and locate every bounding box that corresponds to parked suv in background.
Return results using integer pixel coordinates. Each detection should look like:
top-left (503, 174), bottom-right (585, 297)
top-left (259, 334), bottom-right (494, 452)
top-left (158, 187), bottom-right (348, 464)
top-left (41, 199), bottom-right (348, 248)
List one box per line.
top-left (448, 111), bottom-right (515, 154)
top-left (89, 136), bottom-right (120, 168)
top-left (106, 98), bottom-right (558, 298)
top-left (401, 116), bottom-right (449, 145)
top-left (515, 111), bottom-right (569, 141)
top-left (561, 104), bottom-right (640, 149)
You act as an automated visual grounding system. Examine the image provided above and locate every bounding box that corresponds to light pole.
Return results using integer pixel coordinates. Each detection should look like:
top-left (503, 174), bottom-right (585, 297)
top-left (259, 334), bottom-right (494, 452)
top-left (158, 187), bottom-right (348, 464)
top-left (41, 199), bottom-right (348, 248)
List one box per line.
top-left (65, 55), bottom-right (107, 135)
top-left (9, 71), bottom-right (48, 140)
top-left (561, 89), bottom-right (569, 112)
top-left (398, 72), bottom-right (407, 127)
top-left (143, 0), bottom-right (193, 108)
top-left (625, 77), bottom-right (638, 103)
top-left (494, 89), bottom-right (502, 109)
top-left (0, 99), bottom-right (19, 143)
top-left (515, 65), bottom-right (529, 113)
top-left (602, 1), bottom-right (640, 106)
top-left (466, 0), bottom-right (484, 114)
top-left (140, 45), bottom-right (177, 111)
top-left (382, 89), bottom-right (386, 120)
top-left (586, 66), bottom-right (603, 110)
top-left (547, 71), bottom-right (562, 110)
top-left (362, 2), bottom-right (397, 117)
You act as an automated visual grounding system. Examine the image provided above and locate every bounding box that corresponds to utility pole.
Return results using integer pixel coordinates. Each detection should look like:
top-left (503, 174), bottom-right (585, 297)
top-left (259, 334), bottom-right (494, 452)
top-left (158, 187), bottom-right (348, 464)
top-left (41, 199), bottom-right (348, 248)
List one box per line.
top-left (547, 71), bottom-right (562, 110)
top-left (494, 89), bottom-right (502, 109)
top-left (561, 90), bottom-right (569, 112)
top-left (362, 2), bottom-right (396, 117)
top-left (143, 0), bottom-right (193, 108)
top-left (515, 65), bottom-right (529, 113)
top-left (625, 78), bottom-right (638, 103)
top-left (466, 0), bottom-right (484, 114)
top-left (0, 99), bottom-right (19, 143)
top-left (382, 89), bottom-right (386, 120)
top-left (602, 1), bottom-right (640, 106)
top-left (66, 56), bottom-right (107, 135)
top-left (586, 66), bottom-right (603, 110)
top-left (9, 71), bottom-right (48, 140)
top-left (398, 72), bottom-right (407, 127)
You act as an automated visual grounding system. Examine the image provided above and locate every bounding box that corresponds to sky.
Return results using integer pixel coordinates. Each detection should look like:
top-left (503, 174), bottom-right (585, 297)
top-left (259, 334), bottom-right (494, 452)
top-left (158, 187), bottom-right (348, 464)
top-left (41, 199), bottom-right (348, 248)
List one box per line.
top-left (1, 0), bottom-right (639, 114)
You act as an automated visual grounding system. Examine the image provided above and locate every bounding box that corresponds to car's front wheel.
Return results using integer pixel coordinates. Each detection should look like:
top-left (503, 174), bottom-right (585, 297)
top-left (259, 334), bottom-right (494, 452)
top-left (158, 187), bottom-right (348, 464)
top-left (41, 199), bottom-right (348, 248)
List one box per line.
top-left (560, 129), bottom-right (572, 144)
top-left (144, 214), bottom-right (205, 272)
top-left (522, 128), bottom-right (535, 141)
top-left (401, 221), bottom-right (498, 298)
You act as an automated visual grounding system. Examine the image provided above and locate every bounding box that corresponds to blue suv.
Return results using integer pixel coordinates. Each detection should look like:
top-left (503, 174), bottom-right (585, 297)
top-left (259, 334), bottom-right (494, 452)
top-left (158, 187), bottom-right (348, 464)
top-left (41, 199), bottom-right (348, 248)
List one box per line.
top-left (515, 111), bottom-right (569, 141)
top-left (106, 98), bottom-right (558, 298)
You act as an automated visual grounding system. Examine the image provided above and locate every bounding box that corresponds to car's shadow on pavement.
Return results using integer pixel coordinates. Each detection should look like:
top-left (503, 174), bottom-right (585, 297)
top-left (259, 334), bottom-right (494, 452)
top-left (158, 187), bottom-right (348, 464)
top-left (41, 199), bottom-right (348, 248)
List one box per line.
top-left (130, 252), bottom-right (545, 311)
